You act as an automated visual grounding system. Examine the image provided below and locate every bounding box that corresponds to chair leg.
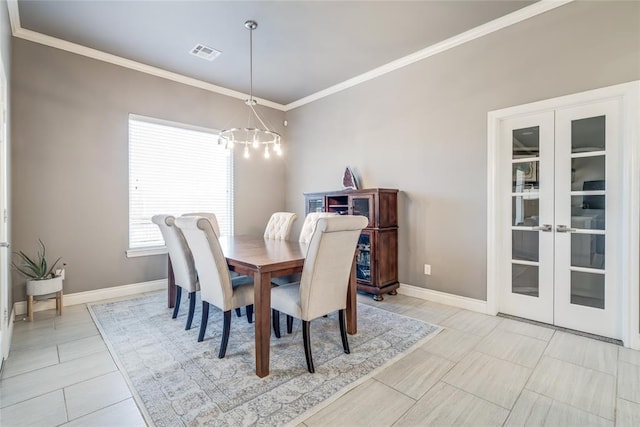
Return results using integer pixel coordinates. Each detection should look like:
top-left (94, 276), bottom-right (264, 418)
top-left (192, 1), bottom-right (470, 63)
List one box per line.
top-left (272, 309), bottom-right (281, 338)
top-left (219, 310), bottom-right (231, 359)
top-left (27, 295), bottom-right (34, 322)
top-left (58, 290), bottom-right (63, 315)
top-left (172, 286), bottom-right (182, 319)
top-left (286, 315), bottom-right (293, 334)
top-left (235, 307), bottom-right (242, 318)
top-left (198, 301), bottom-right (209, 342)
top-left (303, 320), bottom-right (314, 373)
top-left (339, 309), bottom-right (350, 354)
top-left (185, 291), bottom-right (196, 330)
top-left (246, 304), bottom-right (254, 324)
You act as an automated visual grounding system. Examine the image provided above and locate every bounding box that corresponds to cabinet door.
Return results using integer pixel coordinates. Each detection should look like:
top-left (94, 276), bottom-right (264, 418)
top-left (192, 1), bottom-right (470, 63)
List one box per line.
top-left (350, 194), bottom-right (374, 227)
top-left (305, 195), bottom-right (325, 214)
top-left (356, 230), bottom-right (375, 284)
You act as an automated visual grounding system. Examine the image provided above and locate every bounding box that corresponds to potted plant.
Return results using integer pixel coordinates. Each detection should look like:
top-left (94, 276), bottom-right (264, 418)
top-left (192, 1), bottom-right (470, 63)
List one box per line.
top-left (12, 239), bottom-right (64, 320)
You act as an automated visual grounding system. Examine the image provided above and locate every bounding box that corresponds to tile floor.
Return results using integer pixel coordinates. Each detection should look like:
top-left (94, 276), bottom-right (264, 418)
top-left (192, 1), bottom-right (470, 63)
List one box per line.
top-left (1, 292), bottom-right (639, 426)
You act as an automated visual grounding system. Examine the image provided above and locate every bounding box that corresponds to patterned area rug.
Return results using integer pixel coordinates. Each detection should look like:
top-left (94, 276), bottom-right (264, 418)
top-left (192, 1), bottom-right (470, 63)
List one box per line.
top-left (89, 292), bottom-right (439, 426)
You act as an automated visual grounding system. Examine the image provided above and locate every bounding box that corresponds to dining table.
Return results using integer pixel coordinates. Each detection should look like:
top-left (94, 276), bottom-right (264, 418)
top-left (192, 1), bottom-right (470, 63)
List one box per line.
top-left (167, 235), bottom-right (358, 378)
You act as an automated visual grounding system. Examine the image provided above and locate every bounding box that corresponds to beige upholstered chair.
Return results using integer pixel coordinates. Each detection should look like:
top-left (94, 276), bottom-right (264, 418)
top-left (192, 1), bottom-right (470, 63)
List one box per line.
top-left (151, 214), bottom-right (199, 330)
top-left (297, 212), bottom-right (339, 244)
top-left (183, 212), bottom-right (220, 237)
top-left (186, 212), bottom-right (254, 322)
top-left (263, 212), bottom-right (297, 240)
top-left (271, 215), bottom-right (368, 373)
top-left (175, 215), bottom-right (254, 358)
top-left (271, 212), bottom-right (337, 288)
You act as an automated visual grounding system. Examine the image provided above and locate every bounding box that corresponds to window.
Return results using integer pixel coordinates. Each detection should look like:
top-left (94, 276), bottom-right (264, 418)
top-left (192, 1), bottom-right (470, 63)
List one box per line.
top-left (128, 115), bottom-right (233, 255)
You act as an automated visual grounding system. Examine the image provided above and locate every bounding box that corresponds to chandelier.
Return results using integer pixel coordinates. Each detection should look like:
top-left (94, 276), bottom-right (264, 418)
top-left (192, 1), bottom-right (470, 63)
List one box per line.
top-left (218, 20), bottom-right (282, 159)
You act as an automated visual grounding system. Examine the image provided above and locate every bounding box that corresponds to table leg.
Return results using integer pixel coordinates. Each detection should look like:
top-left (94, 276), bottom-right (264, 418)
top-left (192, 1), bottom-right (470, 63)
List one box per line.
top-left (168, 257), bottom-right (176, 309)
top-left (346, 256), bottom-right (357, 334)
top-left (254, 270), bottom-right (272, 377)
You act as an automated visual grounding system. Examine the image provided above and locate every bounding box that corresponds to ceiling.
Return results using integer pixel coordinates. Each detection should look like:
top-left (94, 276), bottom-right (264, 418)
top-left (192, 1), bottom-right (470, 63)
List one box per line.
top-left (15, 1), bottom-right (536, 106)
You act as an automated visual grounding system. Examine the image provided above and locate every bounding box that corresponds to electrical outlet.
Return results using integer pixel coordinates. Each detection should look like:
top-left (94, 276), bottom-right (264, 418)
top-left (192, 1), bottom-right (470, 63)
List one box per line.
top-left (424, 264), bottom-right (431, 275)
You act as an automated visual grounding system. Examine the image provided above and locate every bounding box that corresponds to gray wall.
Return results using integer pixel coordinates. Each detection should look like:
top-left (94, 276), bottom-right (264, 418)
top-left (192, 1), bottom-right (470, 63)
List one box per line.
top-left (11, 39), bottom-right (286, 301)
top-left (284, 1), bottom-right (640, 300)
top-left (1, 0), bottom-right (12, 314)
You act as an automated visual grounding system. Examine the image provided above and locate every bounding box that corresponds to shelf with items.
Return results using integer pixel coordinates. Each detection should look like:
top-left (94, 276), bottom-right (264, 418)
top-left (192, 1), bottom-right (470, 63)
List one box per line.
top-left (303, 188), bottom-right (398, 300)
top-left (356, 233), bottom-right (372, 282)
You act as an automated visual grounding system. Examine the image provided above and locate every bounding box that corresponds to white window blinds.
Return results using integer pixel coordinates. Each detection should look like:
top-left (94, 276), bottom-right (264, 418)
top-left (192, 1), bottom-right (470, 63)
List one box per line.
top-left (128, 115), bottom-right (233, 250)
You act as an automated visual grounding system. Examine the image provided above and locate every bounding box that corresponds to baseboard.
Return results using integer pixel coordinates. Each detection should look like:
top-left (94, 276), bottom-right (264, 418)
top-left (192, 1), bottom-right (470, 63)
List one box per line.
top-left (398, 283), bottom-right (489, 314)
top-left (13, 279), bottom-right (167, 317)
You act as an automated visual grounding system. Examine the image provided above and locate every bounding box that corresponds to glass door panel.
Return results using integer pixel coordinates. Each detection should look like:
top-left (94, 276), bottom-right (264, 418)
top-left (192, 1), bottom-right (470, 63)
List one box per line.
top-left (511, 126), bottom-right (542, 293)
top-left (306, 197), bottom-right (324, 214)
top-left (512, 194), bottom-right (539, 226)
top-left (571, 234), bottom-right (605, 270)
top-left (570, 271), bottom-right (605, 309)
top-left (356, 233), bottom-right (372, 283)
top-left (571, 115), bottom-right (605, 153)
top-left (512, 264), bottom-right (539, 297)
top-left (350, 195), bottom-right (374, 227)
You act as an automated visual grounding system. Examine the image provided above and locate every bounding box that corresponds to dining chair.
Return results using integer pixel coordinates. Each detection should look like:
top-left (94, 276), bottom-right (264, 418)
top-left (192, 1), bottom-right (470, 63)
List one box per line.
top-left (183, 212), bottom-right (220, 237)
top-left (151, 214), bottom-right (199, 330)
top-left (271, 212), bottom-right (337, 288)
top-left (229, 211), bottom-right (297, 321)
top-left (175, 215), bottom-right (255, 358)
top-left (263, 212), bottom-right (298, 240)
top-left (185, 212), bottom-right (254, 323)
top-left (270, 215), bottom-right (368, 373)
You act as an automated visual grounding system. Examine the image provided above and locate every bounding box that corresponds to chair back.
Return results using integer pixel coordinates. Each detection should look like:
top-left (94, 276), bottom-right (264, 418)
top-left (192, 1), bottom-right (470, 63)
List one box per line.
top-left (264, 212), bottom-right (297, 240)
top-left (299, 215), bottom-right (368, 320)
top-left (151, 214), bottom-right (197, 292)
top-left (174, 216), bottom-right (233, 310)
top-left (298, 212), bottom-right (337, 243)
top-left (183, 212), bottom-right (221, 237)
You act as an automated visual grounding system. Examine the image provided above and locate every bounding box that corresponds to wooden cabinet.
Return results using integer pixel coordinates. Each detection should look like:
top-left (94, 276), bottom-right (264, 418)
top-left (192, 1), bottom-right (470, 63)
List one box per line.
top-left (304, 188), bottom-right (399, 300)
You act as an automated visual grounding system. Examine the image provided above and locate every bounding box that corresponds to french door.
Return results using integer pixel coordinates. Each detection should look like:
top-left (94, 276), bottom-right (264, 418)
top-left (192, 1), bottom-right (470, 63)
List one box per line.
top-left (499, 99), bottom-right (621, 339)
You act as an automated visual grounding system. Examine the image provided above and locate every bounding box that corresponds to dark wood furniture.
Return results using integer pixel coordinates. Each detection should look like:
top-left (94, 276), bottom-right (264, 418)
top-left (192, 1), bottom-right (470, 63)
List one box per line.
top-left (167, 235), bottom-right (359, 377)
top-left (304, 188), bottom-right (399, 301)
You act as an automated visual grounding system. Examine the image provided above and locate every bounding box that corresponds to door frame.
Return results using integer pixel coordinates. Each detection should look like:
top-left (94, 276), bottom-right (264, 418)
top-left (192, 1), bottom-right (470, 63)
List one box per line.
top-left (487, 81), bottom-right (640, 349)
top-left (0, 51), bottom-right (9, 363)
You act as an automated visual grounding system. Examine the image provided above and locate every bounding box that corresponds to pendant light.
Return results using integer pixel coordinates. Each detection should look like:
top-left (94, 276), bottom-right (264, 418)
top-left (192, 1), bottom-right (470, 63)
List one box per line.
top-left (218, 20), bottom-right (282, 159)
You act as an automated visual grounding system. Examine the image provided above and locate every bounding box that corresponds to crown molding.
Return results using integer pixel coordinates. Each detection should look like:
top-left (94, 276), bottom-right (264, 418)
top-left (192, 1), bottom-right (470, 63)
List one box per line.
top-left (7, 0), bottom-right (573, 113)
top-left (6, 0), bottom-right (285, 111)
top-left (283, 0), bottom-right (573, 111)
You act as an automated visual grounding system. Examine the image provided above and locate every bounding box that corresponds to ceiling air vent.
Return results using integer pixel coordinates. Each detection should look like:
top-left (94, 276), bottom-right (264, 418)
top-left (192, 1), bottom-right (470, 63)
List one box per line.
top-left (190, 44), bottom-right (222, 61)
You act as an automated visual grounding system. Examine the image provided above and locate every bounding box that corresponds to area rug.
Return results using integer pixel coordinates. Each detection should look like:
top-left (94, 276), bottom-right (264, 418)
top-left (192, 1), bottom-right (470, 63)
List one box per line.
top-left (89, 292), bottom-right (440, 426)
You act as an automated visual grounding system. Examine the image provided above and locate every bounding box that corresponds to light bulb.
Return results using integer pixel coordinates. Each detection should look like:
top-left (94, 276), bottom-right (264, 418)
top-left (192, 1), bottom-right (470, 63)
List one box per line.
top-left (275, 143), bottom-right (282, 156)
top-left (252, 135), bottom-right (260, 149)
top-left (243, 146), bottom-right (250, 159)
top-left (264, 146), bottom-right (270, 159)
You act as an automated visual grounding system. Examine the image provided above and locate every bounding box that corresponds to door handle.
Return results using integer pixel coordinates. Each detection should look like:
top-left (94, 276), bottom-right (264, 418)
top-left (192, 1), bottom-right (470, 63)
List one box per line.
top-left (556, 225), bottom-right (576, 233)
top-left (532, 224), bottom-right (552, 232)
top-left (0, 242), bottom-right (8, 248)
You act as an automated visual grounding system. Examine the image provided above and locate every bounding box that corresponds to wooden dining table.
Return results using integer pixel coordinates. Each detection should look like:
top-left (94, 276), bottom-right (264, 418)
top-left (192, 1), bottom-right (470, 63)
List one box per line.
top-left (167, 235), bottom-right (358, 378)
